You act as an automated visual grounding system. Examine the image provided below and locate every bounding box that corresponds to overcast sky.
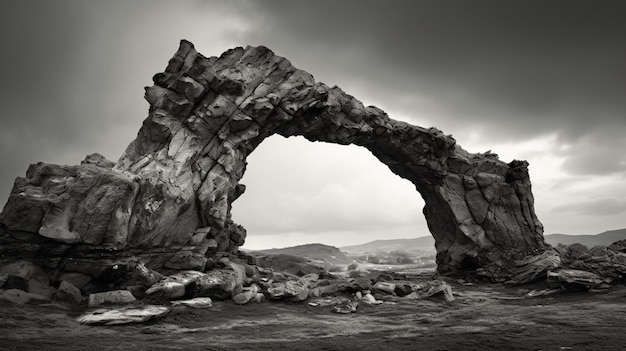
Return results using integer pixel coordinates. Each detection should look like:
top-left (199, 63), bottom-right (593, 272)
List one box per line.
top-left (0, 1), bottom-right (624, 249)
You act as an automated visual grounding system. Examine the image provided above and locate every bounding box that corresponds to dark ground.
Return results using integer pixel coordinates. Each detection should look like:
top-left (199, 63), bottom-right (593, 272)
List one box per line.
top-left (1, 275), bottom-right (625, 351)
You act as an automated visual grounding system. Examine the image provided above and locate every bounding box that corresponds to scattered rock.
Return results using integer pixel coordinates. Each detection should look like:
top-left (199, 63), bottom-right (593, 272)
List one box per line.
top-left (77, 305), bottom-right (169, 325)
top-left (56, 280), bottom-right (84, 304)
top-left (359, 292), bottom-right (382, 305)
top-left (268, 280), bottom-right (307, 300)
top-left (565, 248), bottom-right (626, 282)
top-left (145, 281), bottom-right (186, 300)
top-left (333, 301), bottom-right (358, 314)
top-left (373, 282), bottom-right (396, 295)
top-left (129, 261), bottom-right (164, 287)
top-left (57, 272), bottom-right (92, 290)
top-left (0, 260), bottom-right (53, 298)
top-left (253, 293), bottom-right (265, 303)
top-left (347, 277), bottom-right (372, 291)
top-left (171, 297), bottom-right (213, 308)
top-left (394, 283), bottom-right (413, 297)
top-left (309, 283), bottom-right (339, 298)
top-left (507, 250), bottom-right (562, 285)
top-left (232, 283), bottom-right (260, 305)
top-left (193, 265), bottom-right (244, 300)
top-left (0, 288), bottom-right (49, 304)
top-left (404, 280), bottom-right (455, 302)
top-left (547, 269), bottom-right (606, 291)
top-left (88, 290), bottom-right (137, 307)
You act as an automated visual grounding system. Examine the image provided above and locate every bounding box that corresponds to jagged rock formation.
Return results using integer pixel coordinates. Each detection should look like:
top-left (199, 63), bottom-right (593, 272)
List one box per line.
top-left (0, 40), bottom-right (549, 280)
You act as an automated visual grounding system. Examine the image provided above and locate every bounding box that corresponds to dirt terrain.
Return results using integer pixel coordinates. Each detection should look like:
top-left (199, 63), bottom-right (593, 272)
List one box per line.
top-left (1, 270), bottom-right (625, 351)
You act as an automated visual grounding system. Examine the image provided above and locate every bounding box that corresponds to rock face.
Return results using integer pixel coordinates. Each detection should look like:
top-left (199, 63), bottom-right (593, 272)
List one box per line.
top-left (0, 40), bottom-right (549, 280)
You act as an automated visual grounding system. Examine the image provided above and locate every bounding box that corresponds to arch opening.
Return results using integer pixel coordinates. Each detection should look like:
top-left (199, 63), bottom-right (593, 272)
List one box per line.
top-left (233, 135), bottom-right (429, 250)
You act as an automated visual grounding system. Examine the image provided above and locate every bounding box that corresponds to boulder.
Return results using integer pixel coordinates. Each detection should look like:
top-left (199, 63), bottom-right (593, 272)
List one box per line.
top-left (232, 283), bottom-right (260, 305)
top-left (88, 290), bottom-right (137, 307)
top-left (0, 260), bottom-right (53, 298)
top-left (360, 293), bottom-right (382, 305)
top-left (346, 277), bottom-right (372, 291)
top-left (57, 272), bottom-right (92, 290)
top-left (56, 280), bottom-right (83, 304)
top-left (253, 293), bottom-right (266, 303)
top-left (128, 261), bottom-right (164, 287)
top-left (547, 269), bottom-right (606, 291)
top-left (565, 248), bottom-right (626, 282)
top-left (394, 283), bottom-right (413, 297)
top-left (268, 280), bottom-right (306, 300)
top-left (404, 280), bottom-right (455, 302)
top-left (506, 250), bottom-right (562, 285)
top-left (194, 265), bottom-right (244, 300)
top-left (0, 288), bottom-right (49, 304)
top-left (373, 282), bottom-right (396, 295)
top-left (309, 283), bottom-right (339, 298)
top-left (332, 301), bottom-right (359, 314)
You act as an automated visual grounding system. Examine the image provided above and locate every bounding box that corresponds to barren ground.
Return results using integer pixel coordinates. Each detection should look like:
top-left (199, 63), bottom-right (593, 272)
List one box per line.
top-left (1, 271), bottom-right (625, 351)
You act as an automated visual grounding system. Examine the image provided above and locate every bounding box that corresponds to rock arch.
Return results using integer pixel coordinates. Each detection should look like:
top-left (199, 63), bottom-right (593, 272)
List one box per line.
top-left (0, 41), bottom-right (548, 279)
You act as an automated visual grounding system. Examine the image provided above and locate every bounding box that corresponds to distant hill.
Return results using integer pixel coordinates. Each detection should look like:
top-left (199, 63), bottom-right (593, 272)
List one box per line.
top-left (338, 228), bottom-right (626, 255)
top-left (340, 236), bottom-right (436, 255)
top-left (544, 228), bottom-right (626, 248)
top-left (245, 228), bottom-right (626, 263)
top-left (249, 243), bottom-right (352, 266)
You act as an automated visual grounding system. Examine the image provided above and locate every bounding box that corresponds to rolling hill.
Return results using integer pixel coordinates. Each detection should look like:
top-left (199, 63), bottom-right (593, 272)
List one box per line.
top-left (340, 236), bottom-right (436, 255)
top-left (244, 229), bottom-right (626, 263)
top-left (248, 243), bottom-right (353, 265)
top-left (544, 228), bottom-right (626, 248)
top-left (339, 228), bottom-right (626, 254)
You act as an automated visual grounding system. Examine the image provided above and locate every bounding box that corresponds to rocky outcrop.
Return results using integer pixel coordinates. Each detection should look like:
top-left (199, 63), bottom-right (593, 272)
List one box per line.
top-left (0, 40), bottom-right (549, 282)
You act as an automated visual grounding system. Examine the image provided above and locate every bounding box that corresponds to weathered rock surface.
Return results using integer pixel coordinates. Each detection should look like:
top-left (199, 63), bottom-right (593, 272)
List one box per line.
top-left (0, 288), bottom-right (49, 304)
top-left (56, 280), bottom-right (84, 304)
top-left (170, 297), bottom-right (213, 308)
top-left (0, 260), bottom-right (53, 298)
top-left (77, 305), bottom-right (169, 325)
top-left (0, 40), bottom-right (550, 280)
top-left (562, 246), bottom-right (626, 283)
top-left (88, 290), bottom-right (137, 307)
top-left (547, 269), bottom-right (606, 291)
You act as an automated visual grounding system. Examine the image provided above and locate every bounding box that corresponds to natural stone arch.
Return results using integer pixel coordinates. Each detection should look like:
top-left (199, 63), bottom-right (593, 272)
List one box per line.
top-left (0, 40), bottom-right (549, 279)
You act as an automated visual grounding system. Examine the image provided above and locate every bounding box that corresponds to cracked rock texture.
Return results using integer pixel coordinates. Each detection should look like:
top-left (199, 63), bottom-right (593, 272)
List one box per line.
top-left (0, 40), bottom-right (549, 279)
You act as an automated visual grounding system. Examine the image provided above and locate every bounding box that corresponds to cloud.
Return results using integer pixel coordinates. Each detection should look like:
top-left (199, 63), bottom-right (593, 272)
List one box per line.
top-left (243, 0), bottom-right (626, 177)
top-left (0, 0), bottom-right (260, 200)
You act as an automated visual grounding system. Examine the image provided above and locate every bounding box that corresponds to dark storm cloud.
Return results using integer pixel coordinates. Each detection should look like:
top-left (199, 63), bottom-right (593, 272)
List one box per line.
top-left (0, 0), bottom-right (255, 201)
top-left (244, 0), bottom-right (626, 175)
top-left (0, 1), bottom-right (93, 200)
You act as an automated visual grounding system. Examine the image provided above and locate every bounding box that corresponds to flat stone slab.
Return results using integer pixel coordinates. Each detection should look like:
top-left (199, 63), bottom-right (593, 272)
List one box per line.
top-left (77, 305), bottom-right (169, 325)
